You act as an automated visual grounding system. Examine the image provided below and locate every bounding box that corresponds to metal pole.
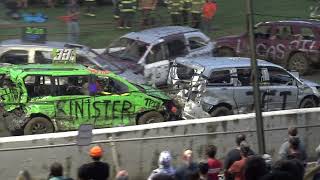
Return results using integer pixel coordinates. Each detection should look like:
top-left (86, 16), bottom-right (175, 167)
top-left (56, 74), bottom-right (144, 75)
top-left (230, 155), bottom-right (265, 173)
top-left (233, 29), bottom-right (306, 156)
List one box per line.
top-left (245, 0), bottom-right (266, 154)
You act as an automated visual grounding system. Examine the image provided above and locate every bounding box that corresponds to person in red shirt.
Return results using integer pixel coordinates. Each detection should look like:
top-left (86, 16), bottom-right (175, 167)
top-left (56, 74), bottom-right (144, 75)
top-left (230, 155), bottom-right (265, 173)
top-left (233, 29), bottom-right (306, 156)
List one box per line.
top-left (228, 141), bottom-right (251, 180)
top-left (206, 145), bottom-right (222, 180)
top-left (202, 0), bottom-right (217, 34)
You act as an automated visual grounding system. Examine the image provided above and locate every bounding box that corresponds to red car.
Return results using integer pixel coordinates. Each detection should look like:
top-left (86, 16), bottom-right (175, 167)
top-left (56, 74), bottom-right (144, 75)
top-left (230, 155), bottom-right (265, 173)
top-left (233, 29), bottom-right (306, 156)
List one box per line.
top-left (214, 20), bottom-right (320, 74)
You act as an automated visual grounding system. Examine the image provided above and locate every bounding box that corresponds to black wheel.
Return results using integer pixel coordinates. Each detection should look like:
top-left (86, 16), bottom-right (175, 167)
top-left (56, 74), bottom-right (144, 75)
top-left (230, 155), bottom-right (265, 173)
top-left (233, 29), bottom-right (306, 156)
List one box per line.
top-left (300, 98), bottom-right (317, 108)
top-left (24, 117), bottom-right (54, 135)
top-left (137, 111), bottom-right (165, 125)
top-left (288, 53), bottom-right (310, 75)
top-left (210, 106), bottom-right (232, 117)
top-left (216, 48), bottom-right (235, 57)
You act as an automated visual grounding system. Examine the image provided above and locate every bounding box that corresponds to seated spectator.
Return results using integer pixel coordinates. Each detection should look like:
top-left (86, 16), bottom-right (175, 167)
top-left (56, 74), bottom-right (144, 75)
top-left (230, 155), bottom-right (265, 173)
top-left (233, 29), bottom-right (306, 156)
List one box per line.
top-left (244, 155), bottom-right (269, 180)
top-left (228, 141), bottom-right (251, 180)
top-left (48, 162), bottom-right (71, 180)
top-left (175, 149), bottom-right (199, 180)
top-left (224, 134), bottom-right (254, 180)
top-left (148, 151), bottom-right (176, 180)
top-left (278, 127), bottom-right (307, 162)
top-left (206, 145), bottom-right (222, 180)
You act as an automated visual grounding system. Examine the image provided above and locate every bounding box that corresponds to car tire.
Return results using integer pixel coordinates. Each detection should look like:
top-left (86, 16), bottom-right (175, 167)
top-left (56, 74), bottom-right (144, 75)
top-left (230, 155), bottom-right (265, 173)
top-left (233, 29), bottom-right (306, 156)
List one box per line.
top-left (210, 106), bottom-right (232, 117)
top-left (216, 48), bottom-right (235, 57)
top-left (300, 98), bottom-right (317, 109)
top-left (288, 53), bottom-right (310, 75)
top-left (24, 117), bottom-right (54, 135)
top-left (137, 111), bottom-right (165, 125)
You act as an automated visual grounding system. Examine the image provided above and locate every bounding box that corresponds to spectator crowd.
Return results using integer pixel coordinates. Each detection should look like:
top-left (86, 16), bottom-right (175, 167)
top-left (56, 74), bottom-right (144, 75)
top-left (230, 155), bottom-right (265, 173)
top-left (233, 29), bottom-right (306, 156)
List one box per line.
top-left (15, 127), bottom-right (320, 180)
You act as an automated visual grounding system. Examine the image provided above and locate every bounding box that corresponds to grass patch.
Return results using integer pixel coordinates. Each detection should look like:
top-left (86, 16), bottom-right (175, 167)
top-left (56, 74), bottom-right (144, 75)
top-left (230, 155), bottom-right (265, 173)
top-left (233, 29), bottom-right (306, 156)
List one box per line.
top-left (0, 0), bottom-right (317, 48)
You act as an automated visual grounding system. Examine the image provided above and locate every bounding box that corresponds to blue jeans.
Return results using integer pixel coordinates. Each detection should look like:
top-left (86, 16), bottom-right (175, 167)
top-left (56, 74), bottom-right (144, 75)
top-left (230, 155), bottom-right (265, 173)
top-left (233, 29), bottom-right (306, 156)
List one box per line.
top-left (67, 21), bottom-right (80, 43)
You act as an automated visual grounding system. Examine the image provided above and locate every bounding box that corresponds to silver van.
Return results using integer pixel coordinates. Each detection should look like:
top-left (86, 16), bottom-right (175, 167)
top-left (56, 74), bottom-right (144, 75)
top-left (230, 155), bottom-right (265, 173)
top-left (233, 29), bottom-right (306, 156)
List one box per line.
top-left (170, 57), bottom-right (320, 117)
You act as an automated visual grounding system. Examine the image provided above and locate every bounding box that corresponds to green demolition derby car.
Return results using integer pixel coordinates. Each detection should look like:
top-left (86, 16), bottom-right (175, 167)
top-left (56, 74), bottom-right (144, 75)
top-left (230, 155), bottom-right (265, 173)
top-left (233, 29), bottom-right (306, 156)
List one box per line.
top-left (0, 64), bottom-right (181, 135)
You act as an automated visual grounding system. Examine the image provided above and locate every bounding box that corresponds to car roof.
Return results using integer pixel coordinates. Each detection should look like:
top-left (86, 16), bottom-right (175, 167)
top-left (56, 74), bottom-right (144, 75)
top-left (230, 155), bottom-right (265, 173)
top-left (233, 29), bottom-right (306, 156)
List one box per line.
top-left (176, 56), bottom-right (284, 76)
top-left (0, 39), bottom-right (87, 49)
top-left (123, 26), bottom-right (198, 44)
top-left (259, 19), bottom-right (320, 27)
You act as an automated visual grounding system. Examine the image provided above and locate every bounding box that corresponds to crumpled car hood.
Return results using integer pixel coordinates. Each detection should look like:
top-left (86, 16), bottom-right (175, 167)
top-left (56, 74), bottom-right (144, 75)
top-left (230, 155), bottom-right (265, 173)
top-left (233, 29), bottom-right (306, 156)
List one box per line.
top-left (139, 84), bottom-right (171, 100)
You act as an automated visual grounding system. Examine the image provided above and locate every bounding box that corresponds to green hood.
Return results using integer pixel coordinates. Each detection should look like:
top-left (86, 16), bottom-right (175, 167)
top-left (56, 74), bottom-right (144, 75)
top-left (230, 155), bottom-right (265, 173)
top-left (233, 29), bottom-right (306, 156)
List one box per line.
top-left (139, 85), bottom-right (171, 100)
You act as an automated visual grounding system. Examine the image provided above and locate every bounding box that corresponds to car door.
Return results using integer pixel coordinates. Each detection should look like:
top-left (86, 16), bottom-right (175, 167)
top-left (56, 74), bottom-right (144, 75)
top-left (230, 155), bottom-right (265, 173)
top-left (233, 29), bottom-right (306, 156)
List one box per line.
top-left (270, 25), bottom-right (297, 64)
top-left (52, 75), bottom-right (92, 130)
top-left (264, 66), bottom-right (298, 111)
top-left (233, 67), bottom-right (269, 113)
top-left (255, 24), bottom-right (273, 60)
top-left (91, 76), bottom-right (136, 128)
top-left (144, 43), bottom-right (170, 86)
top-left (204, 69), bottom-right (235, 108)
top-left (184, 32), bottom-right (212, 57)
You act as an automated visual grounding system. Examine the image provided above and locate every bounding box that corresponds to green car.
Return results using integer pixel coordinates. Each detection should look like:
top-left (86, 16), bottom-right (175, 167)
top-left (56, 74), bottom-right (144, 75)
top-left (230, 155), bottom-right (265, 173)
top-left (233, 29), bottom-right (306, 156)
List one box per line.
top-left (0, 64), bottom-right (181, 135)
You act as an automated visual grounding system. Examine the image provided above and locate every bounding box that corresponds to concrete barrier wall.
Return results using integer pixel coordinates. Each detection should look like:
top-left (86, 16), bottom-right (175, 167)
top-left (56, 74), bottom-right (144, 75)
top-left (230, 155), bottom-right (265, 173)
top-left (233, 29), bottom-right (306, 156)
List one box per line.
top-left (1, 108), bottom-right (320, 180)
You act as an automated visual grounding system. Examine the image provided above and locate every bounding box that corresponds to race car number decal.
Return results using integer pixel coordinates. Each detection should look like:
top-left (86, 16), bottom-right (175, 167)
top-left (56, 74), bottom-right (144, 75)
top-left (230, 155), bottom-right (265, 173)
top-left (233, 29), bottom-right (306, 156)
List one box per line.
top-left (52, 48), bottom-right (76, 63)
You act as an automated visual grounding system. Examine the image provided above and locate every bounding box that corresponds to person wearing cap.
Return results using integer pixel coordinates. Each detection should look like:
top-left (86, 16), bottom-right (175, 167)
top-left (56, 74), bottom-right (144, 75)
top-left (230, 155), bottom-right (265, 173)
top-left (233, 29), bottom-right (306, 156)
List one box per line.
top-left (78, 145), bottom-right (110, 180)
top-left (148, 151), bottom-right (176, 180)
top-left (224, 134), bottom-right (255, 180)
top-left (175, 149), bottom-right (198, 180)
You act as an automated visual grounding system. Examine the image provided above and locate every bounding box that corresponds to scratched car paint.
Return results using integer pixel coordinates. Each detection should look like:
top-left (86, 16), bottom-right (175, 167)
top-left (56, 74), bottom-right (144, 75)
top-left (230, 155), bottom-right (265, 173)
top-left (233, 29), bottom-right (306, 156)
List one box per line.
top-left (0, 64), bottom-right (180, 135)
top-left (214, 20), bottom-right (320, 75)
top-left (169, 56), bottom-right (320, 117)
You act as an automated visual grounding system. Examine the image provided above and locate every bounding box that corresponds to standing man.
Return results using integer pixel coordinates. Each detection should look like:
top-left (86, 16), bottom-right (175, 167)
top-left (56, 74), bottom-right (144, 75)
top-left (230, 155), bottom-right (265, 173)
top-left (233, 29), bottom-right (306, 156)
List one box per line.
top-left (138, 0), bottom-right (158, 28)
top-left (118, 0), bottom-right (137, 29)
top-left (66, 0), bottom-right (80, 43)
top-left (175, 149), bottom-right (198, 180)
top-left (202, 0), bottom-right (217, 34)
top-left (182, 0), bottom-right (192, 25)
top-left (190, 0), bottom-right (204, 28)
top-left (78, 145), bottom-right (110, 180)
top-left (165, 0), bottom-right (183, 25)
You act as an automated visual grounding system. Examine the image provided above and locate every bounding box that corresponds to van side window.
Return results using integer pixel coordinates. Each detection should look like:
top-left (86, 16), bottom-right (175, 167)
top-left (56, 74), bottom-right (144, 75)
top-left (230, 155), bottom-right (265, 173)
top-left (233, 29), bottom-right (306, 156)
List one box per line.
top-left (267, 67), bottom-right (294, 86)
top-left (237, 68), bottom-right (251, 86)
top-left (146, 44), bottom-right (166, 64)
top-left (208, 70), bottom-right (231, 85)
top-left (166, 39), bottom-right (187, 58)
top-left (188, 37), bottom-right (208, 50)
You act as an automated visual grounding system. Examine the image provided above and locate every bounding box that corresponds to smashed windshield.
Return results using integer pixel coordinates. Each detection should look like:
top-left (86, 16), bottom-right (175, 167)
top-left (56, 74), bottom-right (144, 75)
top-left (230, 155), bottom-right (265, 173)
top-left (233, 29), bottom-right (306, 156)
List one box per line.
top-left (107, 37), bottom-right (149, 62)
top-left (79, 49), bottom-right (123, 73)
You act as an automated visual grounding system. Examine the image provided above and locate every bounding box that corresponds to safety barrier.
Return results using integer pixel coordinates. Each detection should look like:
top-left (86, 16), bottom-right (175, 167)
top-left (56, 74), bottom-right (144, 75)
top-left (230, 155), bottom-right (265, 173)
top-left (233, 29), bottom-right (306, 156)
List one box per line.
top-left (0, 107), bottom-right (320, 179)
